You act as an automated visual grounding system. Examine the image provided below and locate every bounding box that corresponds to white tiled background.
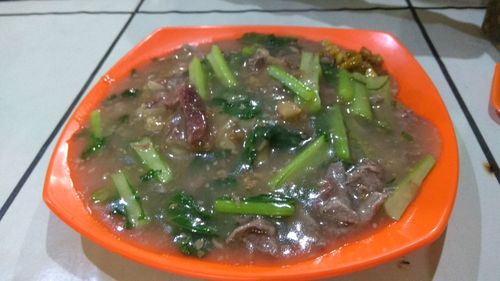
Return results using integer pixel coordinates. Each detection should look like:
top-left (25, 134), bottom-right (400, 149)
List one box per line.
top-left (1, 0), bottom-right (498, 280)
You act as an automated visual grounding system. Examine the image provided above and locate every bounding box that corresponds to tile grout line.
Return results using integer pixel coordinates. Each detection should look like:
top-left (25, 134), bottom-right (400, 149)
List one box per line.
top-left (0, 5), bottom-right (487, 17)
top-left (0, 0), bottom-right (145, 222)
top-left (406, 0), bottom-right (500, 184)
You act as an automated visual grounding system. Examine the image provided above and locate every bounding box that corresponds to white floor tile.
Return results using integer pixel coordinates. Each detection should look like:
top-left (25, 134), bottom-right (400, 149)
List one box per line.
top-left (0, 0), bottom-right (139, 13)
top-left (417, 8), bottom-right (500, 159)
top-left (0, 14), bottom-right (130, 206)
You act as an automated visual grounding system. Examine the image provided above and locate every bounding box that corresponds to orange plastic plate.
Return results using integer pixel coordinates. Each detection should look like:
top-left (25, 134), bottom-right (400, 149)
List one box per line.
top-left (491, 63), bottom-right (500, 116)
top-left (43, 26), bottom-right (458, 281)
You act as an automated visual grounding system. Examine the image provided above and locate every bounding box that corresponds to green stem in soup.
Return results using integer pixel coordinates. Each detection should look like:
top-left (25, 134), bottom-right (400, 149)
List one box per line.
top-left (91, 186), bottom-right (118, 204)
top-left (320, 61), bottom-right (338, 87)
top-left (350, 80), bottom-right (373, 120)
top-left (298, 51), bottom-right (322, 113)
top-left (365, 75), bottom-right (389, 90)
top-left (111, 171), bottom-right (147, 228)
top-left (337, 69), bottom-right (354, 102)
top-left (130, 137), bottom-right (172, 184)
top-left (269, 135), bottom-right (331, 189)
top-left (328, 105), bottom-right (351, 161)
top-left (383, 154), bottom-right (436, 220)
top-left (189, 57), bottom-right (208, 100)
top-left (207, 45), bottom-right (237, 88)
top-left (267, 65), bottom-right (315, 102)
top-left (214, 194), bottom-right (295, 217)
top-left (81, 110), bottom-right (106, 159)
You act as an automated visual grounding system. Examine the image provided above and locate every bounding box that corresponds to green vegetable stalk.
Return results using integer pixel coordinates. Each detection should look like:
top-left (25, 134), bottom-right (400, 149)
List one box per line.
top-left (337, 69), bottom-right (354, 102)
top-left (130, 137), bottom-right (172, 184)
top-left (111, 171), bottom-right (147, 228)
top-left (329, 105), bottom-right (351, 161)
top-left (214, 194), bottom-right (295, 217)
top-left (188, 57), bottom-right (208, 100)
top-left (269, 135), bottom-right (330, 189)
top-left (383, 154), bottom-right (436, 220)
top-left (267, 65), bottom-right (316, 102)
top-left (81, 110), bottom-right (106, 159)
top-left (350, 81), bottom-right (373, 120)
top-left (207, 45), bottom-right (237, 88)
top-left (298, 52), bottom-right (322, 113)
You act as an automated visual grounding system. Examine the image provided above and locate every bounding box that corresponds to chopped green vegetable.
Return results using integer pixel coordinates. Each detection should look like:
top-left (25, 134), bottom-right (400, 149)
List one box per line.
top-left (350, 81), bottom-right (373, 120)
top-left (240, 33), bottom-right (297, 56)
top-left (121, 88), bottom-right (140, 98)
top-left (81, 110), bottom-right (106, 159)
top-left (211, 95), bottom-right (261, 119)
top-left (207, 45), bottom-right (237, 88)
top-left (111, 171), bottom-right (147, 228)
top-left (269, 135), bottom-right (331, 189)
top-left (320, 61), bottom-right (338, 87)
top-left (298, 51), bottom-right (322, 113)
top-left (401, 131), bottom-right (414, 141)
top-left (337, 69), bottom-right (354, 102)
top-left (329, 105), bottom-right (351, 161)
top-left (130, 137), bottom-right (172, 184)
top-left (384, 155), bottom-right (436, 220)
top-left (139, 169), bottom-right (162, 182)
top-left (365, 75), bottom-right (389, 90)
top-left (241, 45), bottom-right (256, 57)
top-left (267, 65), bottom-right (315, 101)
top-left (214, 194), bottom-right (296, 217)
top-left (91, 187), bottom-right (117, 204)
top-left (189, 57), bottom-right (208, 100)
top-left (165, 192), bottom-right (217, 257)
top-left (239, 125), bottom-right (305, 171)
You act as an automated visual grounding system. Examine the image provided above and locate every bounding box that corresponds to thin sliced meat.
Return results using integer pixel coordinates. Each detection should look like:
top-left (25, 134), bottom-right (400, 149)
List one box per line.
top-left (178, 85), bottom-right (208, 146)
top-left (226, 218), bottom-right (279, 256)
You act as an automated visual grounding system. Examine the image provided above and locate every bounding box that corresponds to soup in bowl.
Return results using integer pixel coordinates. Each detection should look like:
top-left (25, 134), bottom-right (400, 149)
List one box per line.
top-left (44, 26), bottom-right (458, 280)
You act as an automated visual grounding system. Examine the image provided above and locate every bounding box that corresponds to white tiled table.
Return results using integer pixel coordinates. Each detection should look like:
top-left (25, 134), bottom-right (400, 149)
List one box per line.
top-left (1, 0), bottom-right (498, 280)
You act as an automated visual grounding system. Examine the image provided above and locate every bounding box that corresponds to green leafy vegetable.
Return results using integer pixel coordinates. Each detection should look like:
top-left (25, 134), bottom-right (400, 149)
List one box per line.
top-left (121, 88), bottom-right (140, 98)
top-left (81, 110), bottom-right (106, 159)
top-left (267, 65), bottom-right (316, 102)
top-left (165, 192), bottom-right (217, 257)
top-left (320, 61), bottom-right (338, 87)
top-left (130, 138), bottom-right (172, 184)
top-left (214, 193), bottom-right (296, 217)
top-left (317, 105), bottom-right (351, 161)
top-left (239, 125), bottom-right (305, 172)
top-left (350, 81), bottom-right (373, 120)
top-left (269, 135), bottom-right (331, 189)
top-left (207, 45), bottom-right (237, 88)
top-left (298, 51), bottom-right (322, 113)
top-left (111, 171), bottom-right (147, 228)
top-left (211, 95), bottom-right (261, 119)
top-left (189, 57), bottom-right (208, 100)
top-left (384, 155), bottom-right (436, 220)
top-left (337, 69), bottom-right (354, 102)
top-left (240, 33), bottom-right (297, 56)
top-left (91, 187), bottom-right (118, 204)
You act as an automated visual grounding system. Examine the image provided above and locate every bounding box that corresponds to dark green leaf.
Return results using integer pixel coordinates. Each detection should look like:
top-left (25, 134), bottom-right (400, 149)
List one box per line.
top-left (240, 33), bottom-right (298, 55)
top-left (320, 61), bottom-right (338, 87)
top-left (81, 135), bottom-right (105, 159)
top-left (121, 88), bottom-right (140, 98)
top-left (238, 125), bottom-right (305, 172)
top-left (211, 95), bottom-right (261, 120)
